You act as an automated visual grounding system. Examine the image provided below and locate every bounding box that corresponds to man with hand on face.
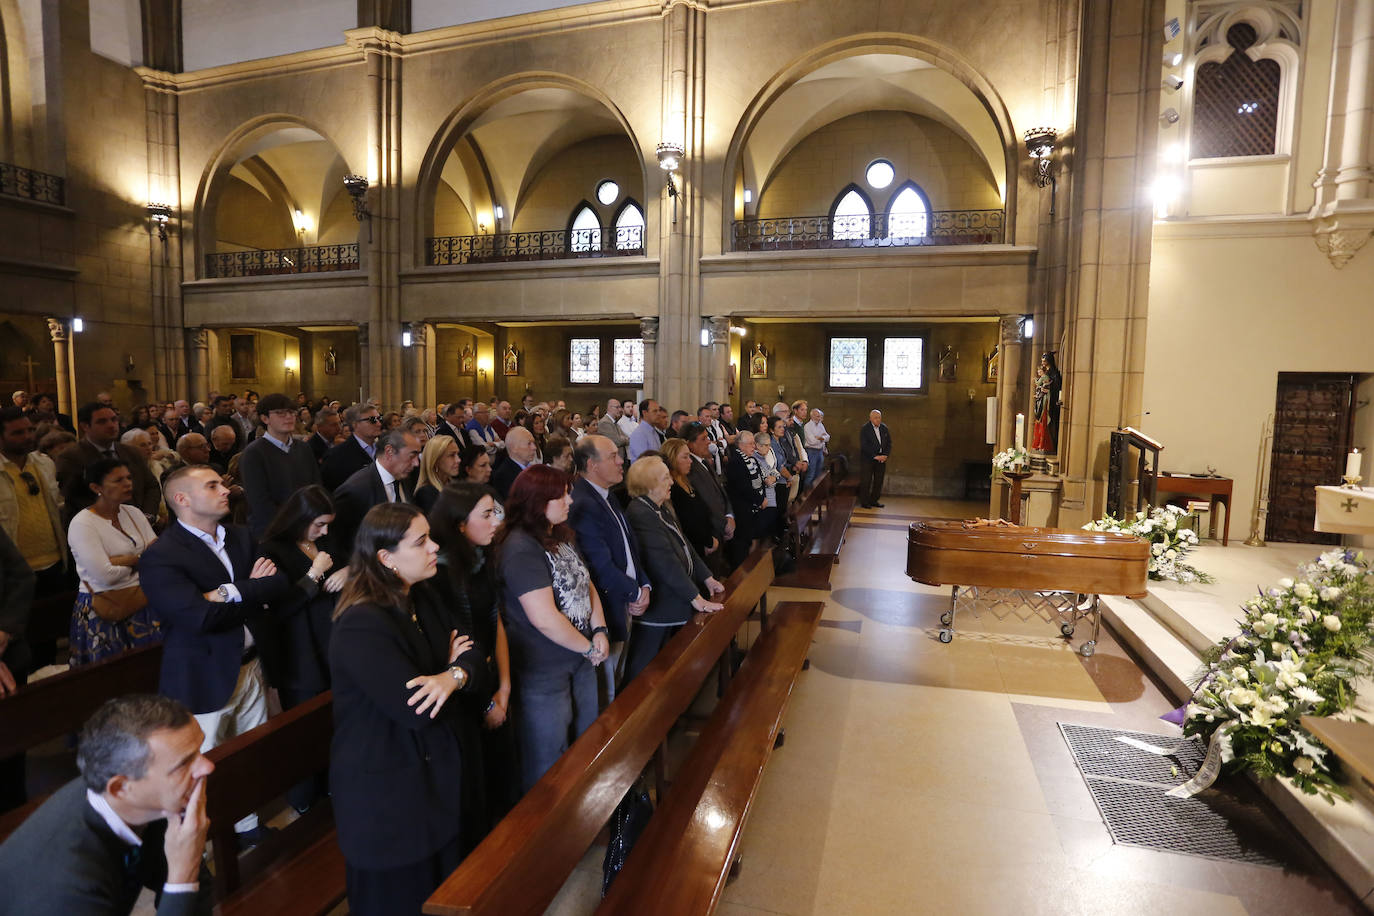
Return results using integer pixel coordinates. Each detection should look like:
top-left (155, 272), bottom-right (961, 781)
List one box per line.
top-left (568, 435), bottom-right (650, 704)
top-left (0, 694), bottom-right (215, 916)
top-left (330, 429), bottom-right (421, 553)
top-left (140, 466), bottom-right (286, 847)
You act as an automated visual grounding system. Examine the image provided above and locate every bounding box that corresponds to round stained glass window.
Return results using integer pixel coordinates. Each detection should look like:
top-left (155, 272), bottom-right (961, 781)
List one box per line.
top-left (865, 160), bottom-right (894, 189)
top-left (596, 180), bottom-right (620, 205)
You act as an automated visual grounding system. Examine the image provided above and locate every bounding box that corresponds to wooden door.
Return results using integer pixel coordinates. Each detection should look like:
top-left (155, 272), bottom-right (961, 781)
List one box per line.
top-left (1267, 373), bottom-right (1356, 544)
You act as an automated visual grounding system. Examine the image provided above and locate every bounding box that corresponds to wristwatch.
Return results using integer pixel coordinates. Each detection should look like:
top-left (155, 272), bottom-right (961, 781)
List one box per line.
top-left (448, 664), bottom-right (468, 687)
top-left (216, 585), bottom-right (230, 602)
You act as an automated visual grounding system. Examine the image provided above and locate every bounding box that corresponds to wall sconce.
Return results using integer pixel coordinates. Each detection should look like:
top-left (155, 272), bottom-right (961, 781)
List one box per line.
top-left (343, 174), bottom-right (372, 243)
top-left (146, 202), bottom-right (172, 242)
top-left (742, 188), bottom-right (752, 204)
top-left (401, 327), bottom-right (413, 348)
top-left (284, 357), bottom-right (297, 380)
top-left (777, 384), bottom-right (786, 399)
top-left (730, 324), bottom-right (747, 337)
top-left (125, 355), bottom-right (135, 374)
top-left (1023, 128), bottom-right (1057, 189)
top-left (494, 205), bottom-right (504, 220)
top-left (72, 317), bottom-right (84, 333)
top-left (293, 208), bottom-right (309, 235)
top-left (1020, 315), bottom-right (1035, 340)
top-left (657, 141), bottom-right (684, 224)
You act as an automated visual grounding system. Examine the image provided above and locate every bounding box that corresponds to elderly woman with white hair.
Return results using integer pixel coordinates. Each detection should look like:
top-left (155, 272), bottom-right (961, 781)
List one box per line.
top-left (803, 407), bottom-right (830, 489)
top-left (118, 428), bottom-right (173, 528)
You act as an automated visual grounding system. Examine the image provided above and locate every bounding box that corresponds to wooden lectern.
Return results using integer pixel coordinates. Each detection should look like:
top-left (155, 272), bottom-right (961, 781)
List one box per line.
top-left (1107, 427), bottom-right (1162, 520)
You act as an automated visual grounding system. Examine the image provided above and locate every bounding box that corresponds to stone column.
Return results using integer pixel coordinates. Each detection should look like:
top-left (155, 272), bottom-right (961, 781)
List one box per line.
top-left (994, 315), bottom-right (1026, 452)
top-left (703, 315), bottom-right (731, 401)
top-left (356, 324), bottom-right (371, 403)
top-left (1311, 0), bottom-right (1374, 267)
top-left (639, 317), bottom-right (659, 398)
top-left (185, 327), bottom-right (209, 403)
top-left (46, 318), bottom-right (74, 416)
top-left (406, 321), bottom-right (435, 409)
top-left (136, 66), bottom-right (186, 401)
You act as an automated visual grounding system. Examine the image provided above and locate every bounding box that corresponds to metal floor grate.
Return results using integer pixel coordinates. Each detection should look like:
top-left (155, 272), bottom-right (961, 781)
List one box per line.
top-left (1059, 723), bottom-right (1282, 867)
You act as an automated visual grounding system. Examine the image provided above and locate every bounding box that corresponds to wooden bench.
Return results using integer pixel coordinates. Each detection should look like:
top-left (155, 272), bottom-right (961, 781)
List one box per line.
top-left (423, 547), bottom-right (776, 916)
top-left (206, 691), bottom-right (344, 916)
top-left (782, 470), bottom-right (832, 562)
top-left (775, 474), bottom-right (855, 590)
top-left (597, 599), bottom-right (823, 915)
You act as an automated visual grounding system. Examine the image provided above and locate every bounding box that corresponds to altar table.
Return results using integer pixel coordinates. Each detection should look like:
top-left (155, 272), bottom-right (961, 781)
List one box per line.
top-left (1314, 485), bottom-right (1374, 535)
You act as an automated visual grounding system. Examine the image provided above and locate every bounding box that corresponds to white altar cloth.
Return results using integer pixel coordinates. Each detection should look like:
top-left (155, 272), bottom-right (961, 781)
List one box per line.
top-left (1314, 485), bottom-right (1374, 534)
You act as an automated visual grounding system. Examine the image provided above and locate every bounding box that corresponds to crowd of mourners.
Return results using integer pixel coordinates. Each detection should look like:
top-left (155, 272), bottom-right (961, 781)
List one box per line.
top-left (0, 383), bottom-right (853, 916)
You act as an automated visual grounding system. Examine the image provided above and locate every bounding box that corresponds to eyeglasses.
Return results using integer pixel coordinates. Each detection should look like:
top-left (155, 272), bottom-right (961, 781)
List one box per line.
top-left (18, 471), bottom-right (39, 496)
top-left (358, 415), bottom-right (381, 424)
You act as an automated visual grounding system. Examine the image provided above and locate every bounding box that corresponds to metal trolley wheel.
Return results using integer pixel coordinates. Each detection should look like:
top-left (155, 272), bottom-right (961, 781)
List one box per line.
top-left (1079, 640), bottom-right (1096, 658)
top-left (938, 629), bottom-right (954, 643)
top-left (940, 611), bottom-right (954, 626)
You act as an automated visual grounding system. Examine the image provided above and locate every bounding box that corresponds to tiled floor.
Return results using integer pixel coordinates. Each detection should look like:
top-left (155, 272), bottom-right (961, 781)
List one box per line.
top-left (716, 496), bottom-right (1366, 916)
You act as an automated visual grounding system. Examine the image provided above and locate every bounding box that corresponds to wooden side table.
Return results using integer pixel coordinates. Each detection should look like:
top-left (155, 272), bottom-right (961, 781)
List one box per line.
top-left (1154, 474), bottom-right (1233, 545)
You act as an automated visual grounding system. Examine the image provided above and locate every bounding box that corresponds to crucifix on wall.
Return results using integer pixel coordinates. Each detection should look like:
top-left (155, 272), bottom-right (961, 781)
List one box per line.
top-left (21, 355), bottom-right (37, 392)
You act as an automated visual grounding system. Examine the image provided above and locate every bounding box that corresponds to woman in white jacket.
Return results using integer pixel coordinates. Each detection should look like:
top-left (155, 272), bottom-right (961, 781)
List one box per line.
top-left (67, 457), bottom-right (161, 667)
top-left (803, 408), bottom-right (830, 489)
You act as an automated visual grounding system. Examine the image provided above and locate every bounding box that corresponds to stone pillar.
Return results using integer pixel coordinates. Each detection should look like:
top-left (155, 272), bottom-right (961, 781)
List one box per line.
top-left (406, 321), bottom-right (435, 409)
top-left (135, 66), bottom-right (186, 401)
top-left (1054, 0), bottom-right (1164, 525)
top-left (356, 324), bottom-right (371, 403)
top-left (994, 315), bottom-right (1026, 453)
top-left (46, 318), bottom-right (74, 416)
top-left (1311, 0), bottom-right (1374, 267)
top-left (639, 317), bottom-right (659, 398)
top-left (703, 315), bottom-right (731, 401)
top-left (185, 327), bottom-right (209, 403)
top-left (654, 0), bottom-right (707, 411)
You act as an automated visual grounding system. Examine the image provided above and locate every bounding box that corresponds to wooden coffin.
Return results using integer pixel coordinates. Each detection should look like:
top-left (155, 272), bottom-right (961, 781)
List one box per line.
top-left (906, 521), bottom-right (1149, 598)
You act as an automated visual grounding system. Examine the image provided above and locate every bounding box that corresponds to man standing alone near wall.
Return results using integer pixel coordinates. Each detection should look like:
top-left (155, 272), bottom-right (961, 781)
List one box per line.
top-left (858, 409), bottom-right (892, 509)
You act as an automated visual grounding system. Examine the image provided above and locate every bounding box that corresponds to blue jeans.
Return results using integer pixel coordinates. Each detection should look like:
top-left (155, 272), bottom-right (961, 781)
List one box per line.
top-left (514, 659), bottom-right (599, 792)
top-left (804, 448), bottom-right (824, 488)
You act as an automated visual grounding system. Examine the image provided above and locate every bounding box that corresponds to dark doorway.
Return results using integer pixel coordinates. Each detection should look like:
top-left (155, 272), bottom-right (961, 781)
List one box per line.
top-left (1266, 373), bottom-right (1357, 544)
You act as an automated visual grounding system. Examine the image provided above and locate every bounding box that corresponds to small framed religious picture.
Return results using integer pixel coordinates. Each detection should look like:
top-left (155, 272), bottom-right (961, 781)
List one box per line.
top-left (983, 343), bottom-right (998, 383)
top-left (748, 343), bottom-right (768, 379)
top-left (230, 334), bottom-right (256, 380)
top-left (502, 344), bottom-right (521, 376)
top-left (459, 344), bottom-right (475, 376)
top-left (937, 344), bottom-right (958, 382)
top-left (728, 362), bottom-right (737, 396)
top-left (324, 345), bottom-right (338, 376)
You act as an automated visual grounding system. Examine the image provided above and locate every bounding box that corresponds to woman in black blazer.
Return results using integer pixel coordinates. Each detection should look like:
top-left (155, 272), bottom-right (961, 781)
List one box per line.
top-left (724, 433), bottom-right (773, 567)
top-left (329, 502), bottom-right (482, 916)
top-left (661, 437), bottom-right (717, 559)
top-left (622, 457), bottom-right (724, 683)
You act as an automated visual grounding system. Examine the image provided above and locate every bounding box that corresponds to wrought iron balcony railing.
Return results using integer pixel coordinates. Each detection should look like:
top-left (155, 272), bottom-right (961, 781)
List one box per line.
top-left (427, 226), bottom-right (644, 266)
top-left (0, 162), bottom-right (65, 206)
top-left (731, 209), bottom-right (1005, 251)
top-left (204, 243), bottom-right (360, 278)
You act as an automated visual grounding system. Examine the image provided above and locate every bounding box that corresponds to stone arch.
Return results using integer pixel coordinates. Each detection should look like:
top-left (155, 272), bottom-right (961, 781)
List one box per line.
top-left (722, 33), bottom-right (1019, 245)
top-left (414, 72), bottom-right (648, 265)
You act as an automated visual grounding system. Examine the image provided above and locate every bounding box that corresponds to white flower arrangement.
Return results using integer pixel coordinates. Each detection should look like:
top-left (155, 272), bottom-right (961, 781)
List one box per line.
top-left (1182, 549), bottom-right (1373, 803)
top-left (990, 446), bottom-right (1030, 480)
top-left (1083, 505), bottom-right (1213, 583)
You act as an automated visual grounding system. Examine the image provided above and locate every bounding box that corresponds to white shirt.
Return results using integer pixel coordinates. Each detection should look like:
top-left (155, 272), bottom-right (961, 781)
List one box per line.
top-left (587, 479), bottom-right (637, 579)
top-left (804, 418), bottom-right (830, 451)
top-left (177, 520), bottom-right (250, 649)
top-left (377, 462), bottom-right (406, 502)
top-left (87, 790), bottom-right (199, 895)
top-left (617, 414), bottom-right (639, 437)
top-left (70, 505), bottom-right (155, 593)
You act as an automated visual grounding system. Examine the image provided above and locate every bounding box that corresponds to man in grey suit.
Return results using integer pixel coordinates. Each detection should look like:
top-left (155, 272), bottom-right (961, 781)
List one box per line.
top-left (684, 422), bottom-right (736, 576)
top-left (0, 694), bottom-right (214, 916)
top-left (596, 397), bottom-right (630, 462)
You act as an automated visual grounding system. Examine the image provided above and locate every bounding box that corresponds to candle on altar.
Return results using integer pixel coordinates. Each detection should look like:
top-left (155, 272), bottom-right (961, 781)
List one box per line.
top-left (1015, 413), bottom-right (1025, 449)
top-left (1348, 449), bottom-right (1362, 479)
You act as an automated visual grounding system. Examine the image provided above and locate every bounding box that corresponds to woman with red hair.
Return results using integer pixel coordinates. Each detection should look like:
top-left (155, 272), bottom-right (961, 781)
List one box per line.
top-left (495, 464), bottom-right (610, 791)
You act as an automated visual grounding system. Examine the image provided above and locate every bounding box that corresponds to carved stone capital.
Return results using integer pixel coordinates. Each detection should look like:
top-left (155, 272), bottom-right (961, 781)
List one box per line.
top-left (708, 315), bottom-right (731, 346)
top-left (639, 317), bottom-right (659, 344)
top-left (999, 314), bottom-right (1024, 347)
top-left (1312, 223), bottom-right (1374, 268)
top-left (407, 322), bottom-right (431, 348)
top-left (1309, 202), bottom-right (1374, 268)
top-left (45, 317), bottom-right (68, 343)
top-left (186, 326), bottom-right (208, 349)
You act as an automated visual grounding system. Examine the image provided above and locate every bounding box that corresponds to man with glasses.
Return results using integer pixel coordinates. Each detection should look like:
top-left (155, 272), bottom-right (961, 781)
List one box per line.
top-left (238, 394), bottom-right (321, 539)
top-left (321, 404), bottom-right (383, 490)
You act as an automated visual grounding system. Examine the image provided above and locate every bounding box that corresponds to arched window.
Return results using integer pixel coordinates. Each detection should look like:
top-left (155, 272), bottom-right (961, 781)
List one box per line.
top-left (1192, 22), bottom-right (1282, 158)
top-left (568, 203), bottom-right (601, 253)
top-left (886, 182), bottom-right (931, 240)
top-left (830, 185), bottom-right (872, 240)
top-left (613, 199), bottom-right (645, 252)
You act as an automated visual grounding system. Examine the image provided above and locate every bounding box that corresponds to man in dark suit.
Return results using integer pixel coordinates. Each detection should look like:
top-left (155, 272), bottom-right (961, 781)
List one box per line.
top-left (331, 429), bottom-right (421, 554)
top-left (859, 408), bottom-right (893, 509)
top-left (238, 393), bottom-right (321, 539)
top-left (683, 422), bottom-right (735, 576)
top-left (569, 435), bottom-right (650, 704)
top-left (321, 403), bottom-right (383, 490)
top-left (308, 407), bottom-right (340, 464)
top-left (489, 426), bottom-right (538, 501)
top-left (0, 694), bottom-right (214, 916)
top-left (140, 465), bottom-right (286, 842)
top-left (165, 400), bottom-right (202, 443)
top-left (201, 395), bottom-right (243, 451)
top-left (432, 402), bottom-right (465, 444)
top-left (55, 402), bottom-right (161, 524)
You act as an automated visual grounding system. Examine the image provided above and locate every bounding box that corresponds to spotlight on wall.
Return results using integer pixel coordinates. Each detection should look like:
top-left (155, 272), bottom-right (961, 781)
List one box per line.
top-left (743, 188), bottom-right (752, 204)
top-left (402, 328), bottom-right (413, 348)
top-left (730, 324), bottom-right (747, 337)
top-left (145, 203), bottom-right (173, 242)
top-left (1021, 315), bottom-right (1035, 340)
top-left (700, 324), bottom-right (711, 348)
top-left (494, 205), bottom-right (504, 220)
top-left (1163, 51), bottom-right (1183, 67)
top-left (1164, 17), bottom-right (1181, 42)
top-left (1163, 73), bottom-right (1184, 92)
top-left (1160, 107), bottom-right (1181, 126)
top-left (72, 317), bottom-right (84, 333)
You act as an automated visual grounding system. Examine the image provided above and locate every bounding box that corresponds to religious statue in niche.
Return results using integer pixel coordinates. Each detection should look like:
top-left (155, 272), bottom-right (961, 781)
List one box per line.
top-left (503, 344), bottom-right (521, 376)
top-left (937, 345), bottom-right (958, 382)
top-left (983, 343), bottom-right (999, 383)
top-left (324, 345), bottom-right (338, 375)
top-left (460, 344), bottom-right (475, 375)
top-left (748, 343), bottom-right (768, 379)
top-left (1031, 351), bottom-right (1063, 454)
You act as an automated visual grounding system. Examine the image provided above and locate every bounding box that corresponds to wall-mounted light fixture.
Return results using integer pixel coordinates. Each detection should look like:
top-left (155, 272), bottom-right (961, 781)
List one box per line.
top-left (700, 322), bottom-right (711, 348)
top-left (1163, 51), bottom-right (1183, 67)
top-left (1023, 127), bottom-right (1059, 216)
top-left (730, 324), bottom-right (747, 337)
top-left (343, 175), bottom-right (370, 221)
top-left (494, 205), bottom-right (504, 220)
top-left (293, 208), bottom-right (309, 235)
top-left (1020, 315), bottom-right (1035, 340)
top-left (1163, 74), bottom-right (1184, 92)
top-left (1164, 17), bottom-right (1181, 42)
top-left (145, 203), bottom-right (173, 242)
top-left (1160, 107), bottom-right (1181, 127)
top-left (72, 317), bottom-right (84, 333)
top-left (284, 357), bottom-right (297, 381)
top-left (743, 188), bottom-right (752, 204)
top-left (402, 327), bottom-right (413, 348)
top-left (657, 141), bottom-right (685, 224)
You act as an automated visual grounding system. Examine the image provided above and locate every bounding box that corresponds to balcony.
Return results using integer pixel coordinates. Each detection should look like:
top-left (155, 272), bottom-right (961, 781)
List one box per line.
top-left (731, 209), bottom-right (1004, 252)
top-left (204, 243), bottom-right (360, 278)
top-left (426, 226), bottom-right (645, 266)
top-left (0, 162), bottom-right (65, 206)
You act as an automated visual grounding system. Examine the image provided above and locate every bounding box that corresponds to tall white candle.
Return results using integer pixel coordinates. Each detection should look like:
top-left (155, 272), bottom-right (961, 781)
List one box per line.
top-left (1348, 449), bottom-right (1362, 479)
top-left (1015, 413), bottom-right (1025, 449)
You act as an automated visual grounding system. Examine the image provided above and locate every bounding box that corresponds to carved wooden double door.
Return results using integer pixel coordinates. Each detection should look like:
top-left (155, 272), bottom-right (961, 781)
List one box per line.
top-left (1267, 373), bottom-right (1357, 544)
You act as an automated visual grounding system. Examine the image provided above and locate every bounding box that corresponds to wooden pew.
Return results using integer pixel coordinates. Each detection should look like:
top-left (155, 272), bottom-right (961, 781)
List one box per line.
top-left (424, 547), bottom-right (776, 916)
top-left (0, 643), bottom-right (163, 761)
top-left (206, 691), bottom-right (344, 916)
top-left (775, 471), bottom-right (855, 591)
top-left (596, 599), bottom-right (823, 915)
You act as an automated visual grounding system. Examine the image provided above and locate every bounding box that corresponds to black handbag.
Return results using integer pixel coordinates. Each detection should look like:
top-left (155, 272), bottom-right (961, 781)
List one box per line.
top-left (601, 785), bottom-right (654, 895)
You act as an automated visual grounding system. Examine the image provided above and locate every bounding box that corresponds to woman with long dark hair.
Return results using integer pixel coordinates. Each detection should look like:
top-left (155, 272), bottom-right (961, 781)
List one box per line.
top-left (457, 443), bottom-right (493, 485)
top-left (495, 464), bottom-right (609, 791)
top-left (425, 481), bottom-right (519, 838)
top-left (329, 503), bottom-right (480, 916)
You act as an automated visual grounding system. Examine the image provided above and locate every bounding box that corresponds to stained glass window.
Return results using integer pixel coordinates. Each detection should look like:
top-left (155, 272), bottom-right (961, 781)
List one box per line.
top-left (612, 338), bottom-right (644, 384)
top-left (831, 190), bottom-right (871, 240)
top-left (569, 338), bottom-right (600, 384)
top-left (828, 337), bottom-right (868, 388)
top-left (883, 337), bottom-right (923, 389)
top-left (569, 205), bottom-right (601, 253)
top-left (614, 203), bottom-right (645, 252)
top-left (887, 186), bottom-right (929, 239)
